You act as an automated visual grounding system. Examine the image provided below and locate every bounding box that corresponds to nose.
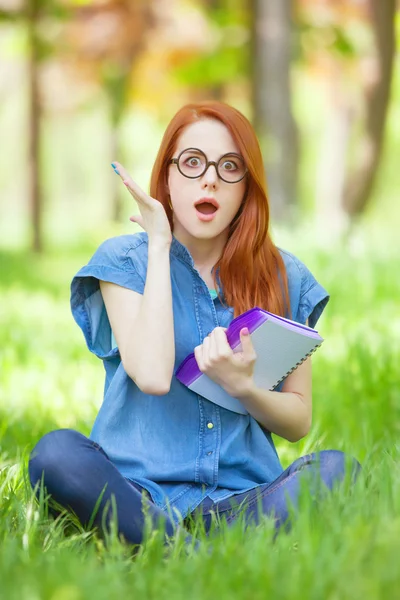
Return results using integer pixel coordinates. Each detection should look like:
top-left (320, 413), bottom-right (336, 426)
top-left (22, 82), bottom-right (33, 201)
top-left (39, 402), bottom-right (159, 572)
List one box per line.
top-left (201, 163), bottom-right (219, 189)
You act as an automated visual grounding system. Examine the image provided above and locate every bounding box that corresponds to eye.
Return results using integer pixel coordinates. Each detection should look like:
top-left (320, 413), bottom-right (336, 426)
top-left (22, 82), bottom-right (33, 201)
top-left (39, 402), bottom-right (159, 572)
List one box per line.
top-left (185, 156), bottom-right (202, 168)
top-left (221, 160), bottom-right (238, 171)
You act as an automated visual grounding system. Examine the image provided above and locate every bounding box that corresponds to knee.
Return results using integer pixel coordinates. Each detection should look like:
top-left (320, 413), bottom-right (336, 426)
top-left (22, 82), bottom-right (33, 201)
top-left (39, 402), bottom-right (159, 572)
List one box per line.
top-left (28, 429), bottom-right (86, 490)
top-left (318, 449), bottom-right (361, 481)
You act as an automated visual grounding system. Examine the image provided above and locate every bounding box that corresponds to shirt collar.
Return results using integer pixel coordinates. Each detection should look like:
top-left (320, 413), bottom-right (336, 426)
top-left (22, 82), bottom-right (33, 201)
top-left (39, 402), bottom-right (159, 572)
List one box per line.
top-left (170, 235), bottom-right (194, 267)
top-left (170, 235), bottom-right (223, 296)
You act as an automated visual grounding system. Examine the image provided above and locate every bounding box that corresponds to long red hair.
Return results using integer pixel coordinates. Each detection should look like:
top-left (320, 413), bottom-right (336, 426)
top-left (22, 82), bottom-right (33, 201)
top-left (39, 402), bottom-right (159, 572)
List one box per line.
top-left (149, 101), bottom-right (291, 319)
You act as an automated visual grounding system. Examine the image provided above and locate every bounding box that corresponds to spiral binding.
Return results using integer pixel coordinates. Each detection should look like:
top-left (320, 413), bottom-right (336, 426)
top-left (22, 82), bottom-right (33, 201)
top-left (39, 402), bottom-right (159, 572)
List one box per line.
top-left (272, 342), bottom-right (322, 389)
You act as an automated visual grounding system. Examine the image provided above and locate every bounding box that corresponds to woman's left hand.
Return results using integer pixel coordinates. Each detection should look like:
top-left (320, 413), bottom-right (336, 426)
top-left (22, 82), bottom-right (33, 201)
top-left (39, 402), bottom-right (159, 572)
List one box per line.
top-left (194, 327), bottom-right (257, 398)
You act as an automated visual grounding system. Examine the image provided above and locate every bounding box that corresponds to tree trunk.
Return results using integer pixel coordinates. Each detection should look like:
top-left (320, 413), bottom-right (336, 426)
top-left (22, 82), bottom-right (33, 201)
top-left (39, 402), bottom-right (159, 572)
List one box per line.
top-left (342, 0), bottom-right (396, 217)
top-left (314, 71), bottom-right (355, 239)
top-left (204, 0), bottom-right (225, 101)
top-left (27, 0), bottom-right (42, 252)
top-left (108, 67), bottom-right (130, 223)
top-left (250, 0), bottom-right (298, 222)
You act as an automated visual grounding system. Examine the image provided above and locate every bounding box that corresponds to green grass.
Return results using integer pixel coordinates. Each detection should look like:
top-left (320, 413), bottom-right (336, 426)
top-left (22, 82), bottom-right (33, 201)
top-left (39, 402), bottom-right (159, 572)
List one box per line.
top-left (1, 225), bottom-right (400, 600)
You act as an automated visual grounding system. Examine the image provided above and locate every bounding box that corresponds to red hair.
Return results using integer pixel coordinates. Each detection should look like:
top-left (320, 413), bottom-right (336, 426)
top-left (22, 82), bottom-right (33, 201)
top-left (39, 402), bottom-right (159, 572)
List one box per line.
top-left (149, 101), bottom-right (291, 319)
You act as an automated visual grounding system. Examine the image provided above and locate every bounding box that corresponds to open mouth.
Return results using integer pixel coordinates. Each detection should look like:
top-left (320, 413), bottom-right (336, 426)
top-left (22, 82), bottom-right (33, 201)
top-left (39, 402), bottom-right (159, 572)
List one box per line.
top-left (195, 202), bottom-right (218, 215)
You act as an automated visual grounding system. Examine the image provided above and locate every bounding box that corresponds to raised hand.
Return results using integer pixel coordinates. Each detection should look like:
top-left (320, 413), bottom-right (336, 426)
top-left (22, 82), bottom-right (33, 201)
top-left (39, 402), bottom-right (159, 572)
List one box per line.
top-left (112, 162), bottom-right (172, 246)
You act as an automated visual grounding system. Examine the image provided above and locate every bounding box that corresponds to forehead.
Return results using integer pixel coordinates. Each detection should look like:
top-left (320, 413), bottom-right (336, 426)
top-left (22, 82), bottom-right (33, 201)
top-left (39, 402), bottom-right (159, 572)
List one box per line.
top-left (176, 119), bottom-right (240, 156)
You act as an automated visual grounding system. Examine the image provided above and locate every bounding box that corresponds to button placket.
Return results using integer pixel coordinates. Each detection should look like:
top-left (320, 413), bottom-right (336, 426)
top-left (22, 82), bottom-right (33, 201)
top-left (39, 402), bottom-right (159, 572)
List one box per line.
top-left (197, 402), bottom-right (220, 486)
top-left (193, 271), bottom-right (220, 327)
top-left (191, 264), bottom-right (222, 487)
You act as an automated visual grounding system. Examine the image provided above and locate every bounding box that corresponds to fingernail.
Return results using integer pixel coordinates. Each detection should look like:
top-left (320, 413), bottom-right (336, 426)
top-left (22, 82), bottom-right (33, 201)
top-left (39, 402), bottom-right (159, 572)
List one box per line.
top-left (111, 163), bottom-right (119, 174)
top-left (241, 327), bottom-right (249, 335)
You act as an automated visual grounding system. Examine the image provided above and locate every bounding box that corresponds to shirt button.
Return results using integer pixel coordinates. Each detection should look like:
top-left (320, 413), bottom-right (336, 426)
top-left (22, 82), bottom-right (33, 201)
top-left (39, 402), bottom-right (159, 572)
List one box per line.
top-left (207, 422), bottom-right (214, 429)
top-left (207, 451), bottom-right (213, 456)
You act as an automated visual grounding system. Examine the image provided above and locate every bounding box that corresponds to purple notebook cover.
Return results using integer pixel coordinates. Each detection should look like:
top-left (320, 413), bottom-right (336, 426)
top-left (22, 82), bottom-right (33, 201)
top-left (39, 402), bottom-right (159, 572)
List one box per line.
top-left (175, 307), bottom-right (321, 388)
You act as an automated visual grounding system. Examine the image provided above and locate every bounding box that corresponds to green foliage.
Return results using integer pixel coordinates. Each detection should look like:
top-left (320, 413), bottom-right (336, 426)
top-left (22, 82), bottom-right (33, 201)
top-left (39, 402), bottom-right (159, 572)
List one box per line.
top-left (297, 21), bottom-right (358, 60)
top-left (172, 45), bottom-right (248, 87)
top-left (0, 226), bottom-right (400, 598)
top-left (172, 1), bottom-right (250, 88)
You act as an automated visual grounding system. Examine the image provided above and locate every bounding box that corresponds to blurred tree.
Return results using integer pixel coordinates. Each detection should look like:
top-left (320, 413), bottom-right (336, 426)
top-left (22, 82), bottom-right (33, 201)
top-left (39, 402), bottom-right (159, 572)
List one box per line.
top-left (63, 0), bottom-right (154, 222)
top-left (0, 0), bottom-right (156, 235)
top-left (298, 0), bottom-right (396, 233)
top-left (342, 0), bottom-right (396, 218)
top-left (250, 0), bottom-right (299, 222)
top-left (203, 0), bottom-right (225, 100)
top-left (168, 0), bottom-right (249, 105)
top-left (0, 0), bottom-right (68, 252)
top-left (136, 0), bottom-right (299, 221)
top-left (27, 0), bottom-right (42, 252)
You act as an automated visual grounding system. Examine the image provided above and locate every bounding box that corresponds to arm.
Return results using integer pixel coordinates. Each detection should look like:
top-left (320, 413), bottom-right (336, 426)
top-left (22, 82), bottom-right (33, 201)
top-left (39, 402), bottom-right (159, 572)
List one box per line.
top-left (235, 356), bottom-right (312, 443)
top-left (194, 320), bottom-right (313, 443)
top-left (99, 240), bottom-right (174, 395)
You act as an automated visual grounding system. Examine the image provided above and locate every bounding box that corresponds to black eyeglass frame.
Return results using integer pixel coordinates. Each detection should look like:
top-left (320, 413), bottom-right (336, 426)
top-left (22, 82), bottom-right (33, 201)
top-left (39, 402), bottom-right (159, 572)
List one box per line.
top-left (169, 147), bottom-right (248, 184)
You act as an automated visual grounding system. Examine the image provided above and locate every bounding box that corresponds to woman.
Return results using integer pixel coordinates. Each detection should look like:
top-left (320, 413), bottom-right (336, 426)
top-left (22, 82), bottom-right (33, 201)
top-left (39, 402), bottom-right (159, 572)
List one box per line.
top-left (29, 101), bottom-right (360, 549)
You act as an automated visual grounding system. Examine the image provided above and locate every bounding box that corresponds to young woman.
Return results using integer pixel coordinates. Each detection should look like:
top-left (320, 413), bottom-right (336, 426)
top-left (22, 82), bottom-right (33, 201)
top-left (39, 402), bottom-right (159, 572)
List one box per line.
top-left (29, 101), bottom-right (360, 549)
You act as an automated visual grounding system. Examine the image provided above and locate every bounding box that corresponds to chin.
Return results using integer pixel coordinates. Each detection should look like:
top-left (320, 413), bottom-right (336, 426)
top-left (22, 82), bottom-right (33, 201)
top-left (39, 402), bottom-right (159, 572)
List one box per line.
top-left (187, 224), bottom-right (227, 240)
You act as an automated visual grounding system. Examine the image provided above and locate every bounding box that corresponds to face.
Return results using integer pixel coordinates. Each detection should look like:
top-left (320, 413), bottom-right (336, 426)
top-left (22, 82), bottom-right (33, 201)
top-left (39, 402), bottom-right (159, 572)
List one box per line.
top-left (167, 118), bottom-right (247, 243)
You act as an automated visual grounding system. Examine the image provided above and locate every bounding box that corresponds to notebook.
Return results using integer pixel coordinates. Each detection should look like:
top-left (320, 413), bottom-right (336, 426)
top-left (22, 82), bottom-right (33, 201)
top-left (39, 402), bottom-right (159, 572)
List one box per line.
top-left (175, 307), bottom-right (324, 415)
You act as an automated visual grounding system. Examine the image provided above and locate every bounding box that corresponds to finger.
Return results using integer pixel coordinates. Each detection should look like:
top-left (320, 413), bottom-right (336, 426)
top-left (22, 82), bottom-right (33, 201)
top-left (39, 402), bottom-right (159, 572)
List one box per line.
top-left (208, 330), bottom-right (219, 362)
top-left (194, 344), bottom-right (205, 372)
top-left (202, 336), bottom-right (211, 365)
top-left (129, 214), bottom-right (145, 229)
top-left (213, 327), bottom-right (231, 357)
top-left (239, 328), bottom-right (257, 361)
top-left (111, 162), bottom-right (150, 206)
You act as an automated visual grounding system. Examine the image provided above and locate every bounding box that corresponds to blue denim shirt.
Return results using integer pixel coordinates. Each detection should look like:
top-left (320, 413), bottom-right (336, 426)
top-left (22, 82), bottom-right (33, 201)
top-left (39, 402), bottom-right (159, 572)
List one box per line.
top-left (71, 232), bottom-right (329, 524)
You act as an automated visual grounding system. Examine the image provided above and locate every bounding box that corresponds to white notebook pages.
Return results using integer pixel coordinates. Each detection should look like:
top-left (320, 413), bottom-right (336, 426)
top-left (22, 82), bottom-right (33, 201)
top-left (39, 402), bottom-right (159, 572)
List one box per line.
top-left (175, 308), bottom-right (324, 415)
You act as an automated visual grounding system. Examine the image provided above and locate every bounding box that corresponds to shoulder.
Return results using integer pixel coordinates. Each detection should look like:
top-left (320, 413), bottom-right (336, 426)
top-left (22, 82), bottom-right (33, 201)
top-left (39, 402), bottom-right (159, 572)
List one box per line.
top-left (277, 248), bottom-right (307, 300)
top-left (72, 232), bottom-right (149, 300)
top-left (86, 232), bottom-right (149, 273)
top-left (277, 247), bottom-right (330, 328)
top-left (278, 247), bottom-right (320, 292)
top-left (278, 247), bottom-right (307, 279)
top-left (94, 232), bottom-right (148, 260)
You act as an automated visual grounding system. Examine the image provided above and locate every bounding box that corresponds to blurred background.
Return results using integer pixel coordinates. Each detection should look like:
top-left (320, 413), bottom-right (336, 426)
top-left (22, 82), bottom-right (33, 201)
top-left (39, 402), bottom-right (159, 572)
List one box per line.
top-left (0, 0), bottom-right (399, 462)
top-left (0, 0), bottom-right (399, 251)
top-left (1, 4), bottom-right (400, 595)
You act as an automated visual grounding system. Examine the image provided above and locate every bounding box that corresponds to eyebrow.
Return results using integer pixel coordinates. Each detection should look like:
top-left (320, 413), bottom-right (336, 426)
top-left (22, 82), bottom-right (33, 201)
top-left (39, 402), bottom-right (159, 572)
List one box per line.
top-left (176, 148), bottom-right (242, 159)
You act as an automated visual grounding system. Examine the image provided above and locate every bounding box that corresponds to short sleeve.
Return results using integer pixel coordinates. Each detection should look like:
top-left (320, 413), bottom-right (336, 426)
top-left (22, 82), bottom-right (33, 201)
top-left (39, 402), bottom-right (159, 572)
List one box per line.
top-left (70, 235), bottom-right (146, 360)
top-left (295, 258), bottom-right (329, 328)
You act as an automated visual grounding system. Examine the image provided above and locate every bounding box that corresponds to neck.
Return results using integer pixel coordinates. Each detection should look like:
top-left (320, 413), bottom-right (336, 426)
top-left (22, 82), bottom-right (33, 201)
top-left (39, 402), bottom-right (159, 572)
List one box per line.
top-left (172, 228), bottom-right (227, 273)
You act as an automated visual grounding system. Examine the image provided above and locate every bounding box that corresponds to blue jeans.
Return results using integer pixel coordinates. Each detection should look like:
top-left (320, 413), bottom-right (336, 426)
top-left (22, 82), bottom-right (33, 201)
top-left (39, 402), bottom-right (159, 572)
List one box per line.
top-left (193, 450), bottom-right (361, 535)
top-left (28, 429), bottom-right (361, 546)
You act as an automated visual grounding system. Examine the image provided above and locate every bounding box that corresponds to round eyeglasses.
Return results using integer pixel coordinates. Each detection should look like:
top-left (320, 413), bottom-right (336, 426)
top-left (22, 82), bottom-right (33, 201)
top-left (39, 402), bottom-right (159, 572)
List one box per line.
top-left (169, 148), bottom-right (247, 184)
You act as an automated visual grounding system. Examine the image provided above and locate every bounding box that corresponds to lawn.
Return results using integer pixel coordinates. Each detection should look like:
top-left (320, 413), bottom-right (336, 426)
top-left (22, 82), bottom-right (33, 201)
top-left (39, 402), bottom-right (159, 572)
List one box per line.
top-left (1, 223), bottom-right (400, 600)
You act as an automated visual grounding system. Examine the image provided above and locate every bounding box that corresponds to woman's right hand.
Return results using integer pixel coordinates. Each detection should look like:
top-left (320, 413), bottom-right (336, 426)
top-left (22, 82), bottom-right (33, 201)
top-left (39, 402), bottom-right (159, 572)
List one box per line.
top-left (112, 161), bottom-right (172, 246)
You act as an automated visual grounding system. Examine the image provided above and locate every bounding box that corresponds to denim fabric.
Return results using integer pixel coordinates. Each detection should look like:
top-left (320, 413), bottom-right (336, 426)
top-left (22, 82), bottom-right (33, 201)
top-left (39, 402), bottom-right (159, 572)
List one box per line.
top-left (28, 430), bottom-right (360, 544)
top-left (189, 450), bottom-right (361, 534)
top-left (70, 232), bottom-right (330, 524)
top-left (28, 429), bottom-right (191, 547)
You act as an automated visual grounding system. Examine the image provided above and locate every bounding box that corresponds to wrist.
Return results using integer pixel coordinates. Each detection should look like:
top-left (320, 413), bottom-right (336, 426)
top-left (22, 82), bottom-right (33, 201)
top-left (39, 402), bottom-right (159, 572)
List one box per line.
top-left (231, 378), bottom-right (256, 401)
top-left (148, 238), bottom-right (171, 253)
